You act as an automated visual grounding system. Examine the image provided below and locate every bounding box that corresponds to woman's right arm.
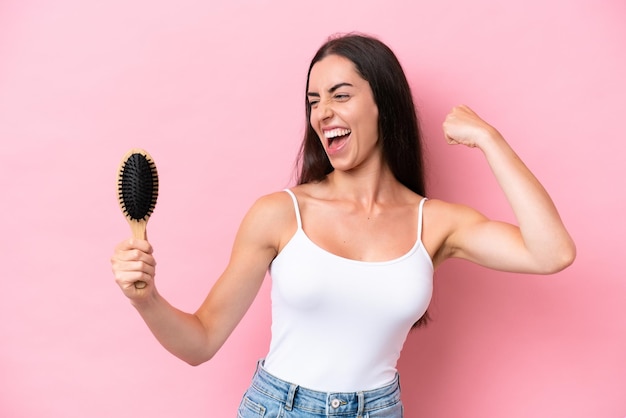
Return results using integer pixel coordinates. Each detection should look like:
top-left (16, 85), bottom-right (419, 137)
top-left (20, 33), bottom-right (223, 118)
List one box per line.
top-left (110, 192), bottom-right (289, 366)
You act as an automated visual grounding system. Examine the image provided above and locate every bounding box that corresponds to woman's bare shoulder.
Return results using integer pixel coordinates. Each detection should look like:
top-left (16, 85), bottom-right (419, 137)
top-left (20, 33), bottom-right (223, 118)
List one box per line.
top-left (288, 182), bottom-right (323, 197)
top-left (249, 189), bottom-right (296, 219)
top-left (235, 190), bottom-right (298, 254)
top-left (424, 198), bottom-right (486, 224)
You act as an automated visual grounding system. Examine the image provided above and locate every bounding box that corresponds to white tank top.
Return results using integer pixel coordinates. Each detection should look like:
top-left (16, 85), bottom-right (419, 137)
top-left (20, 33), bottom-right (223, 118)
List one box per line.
top-left (264, 189), bottom-right (433, 392)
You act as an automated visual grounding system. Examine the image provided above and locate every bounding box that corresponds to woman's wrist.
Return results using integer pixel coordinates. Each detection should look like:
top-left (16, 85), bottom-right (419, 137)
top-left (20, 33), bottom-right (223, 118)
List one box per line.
top-left (130, 287), bottom-right (161, 311)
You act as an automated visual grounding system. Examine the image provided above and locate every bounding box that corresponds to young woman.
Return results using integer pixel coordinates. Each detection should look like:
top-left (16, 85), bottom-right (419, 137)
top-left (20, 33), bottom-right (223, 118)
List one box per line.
top-left (111, 34), bottom-right (575, 417)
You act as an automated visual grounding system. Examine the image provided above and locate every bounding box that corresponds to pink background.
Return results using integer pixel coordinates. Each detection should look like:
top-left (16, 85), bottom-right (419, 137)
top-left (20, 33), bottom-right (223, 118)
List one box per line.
top-left (1, 0), bottom-right (624, 417)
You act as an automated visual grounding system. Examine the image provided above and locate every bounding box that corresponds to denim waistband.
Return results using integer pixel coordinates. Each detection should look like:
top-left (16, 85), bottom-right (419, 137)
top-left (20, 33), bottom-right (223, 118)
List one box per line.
top-left (250, 360), bottom-right (401, 416)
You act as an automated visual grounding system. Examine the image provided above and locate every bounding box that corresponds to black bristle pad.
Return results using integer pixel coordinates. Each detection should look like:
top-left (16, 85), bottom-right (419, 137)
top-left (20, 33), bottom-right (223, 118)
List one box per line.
top-left (118, 153), bottom-right (158, 221)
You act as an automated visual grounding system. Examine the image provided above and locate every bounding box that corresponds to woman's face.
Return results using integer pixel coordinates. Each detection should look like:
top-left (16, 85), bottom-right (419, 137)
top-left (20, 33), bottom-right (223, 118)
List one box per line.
top-left (307, 54), bottom-right (380, 173)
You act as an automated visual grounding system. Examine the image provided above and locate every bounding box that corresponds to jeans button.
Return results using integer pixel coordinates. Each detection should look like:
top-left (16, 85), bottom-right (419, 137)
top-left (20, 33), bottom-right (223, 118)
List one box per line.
top-left (330, 399), bottom-right (341, 408)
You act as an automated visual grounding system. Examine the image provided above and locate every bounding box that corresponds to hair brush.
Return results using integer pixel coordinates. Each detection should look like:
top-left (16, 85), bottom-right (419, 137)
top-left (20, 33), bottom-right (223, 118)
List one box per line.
top-left (116, 148), bottom-right (159, 289)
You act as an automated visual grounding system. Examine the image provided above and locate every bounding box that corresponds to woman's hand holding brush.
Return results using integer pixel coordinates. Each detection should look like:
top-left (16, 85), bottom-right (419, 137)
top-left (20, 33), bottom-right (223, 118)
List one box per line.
top-left (111, 238), bottom-right (156, 302)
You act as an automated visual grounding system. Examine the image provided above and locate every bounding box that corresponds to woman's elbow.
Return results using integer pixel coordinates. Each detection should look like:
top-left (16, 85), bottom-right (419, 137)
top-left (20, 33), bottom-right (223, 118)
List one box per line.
top-left (539, 241), bottom-right (576, 274)
top-left (186, 359), bottom-right (208, 367)
top-left (179, 341), bottom-right (217, 367)
top-left (184, 352), bottom-right (215, 367)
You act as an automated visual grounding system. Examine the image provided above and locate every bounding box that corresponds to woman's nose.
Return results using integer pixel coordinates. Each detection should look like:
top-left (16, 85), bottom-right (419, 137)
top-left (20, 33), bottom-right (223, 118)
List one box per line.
top-left (319, 101), bottom-right (333, 120)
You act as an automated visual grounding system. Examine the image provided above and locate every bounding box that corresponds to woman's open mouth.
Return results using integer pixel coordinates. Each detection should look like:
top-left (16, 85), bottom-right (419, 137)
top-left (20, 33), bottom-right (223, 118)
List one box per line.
top-left (324, 128), bottom-right (351, 153)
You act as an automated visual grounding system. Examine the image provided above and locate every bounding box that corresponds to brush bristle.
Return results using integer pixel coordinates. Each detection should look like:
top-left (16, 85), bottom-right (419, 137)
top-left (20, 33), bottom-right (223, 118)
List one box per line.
top-left (118, 152), bottom-right (159, 221)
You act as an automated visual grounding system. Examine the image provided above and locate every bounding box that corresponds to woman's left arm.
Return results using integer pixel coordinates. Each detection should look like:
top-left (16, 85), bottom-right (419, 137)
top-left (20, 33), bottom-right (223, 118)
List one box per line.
top-left (440, 105), bottom-right (576, 274)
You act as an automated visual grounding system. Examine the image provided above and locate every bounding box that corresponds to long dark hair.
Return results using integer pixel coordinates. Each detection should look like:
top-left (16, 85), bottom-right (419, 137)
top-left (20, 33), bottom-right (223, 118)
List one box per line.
top-left (296, 33), bottom-right (430, 328)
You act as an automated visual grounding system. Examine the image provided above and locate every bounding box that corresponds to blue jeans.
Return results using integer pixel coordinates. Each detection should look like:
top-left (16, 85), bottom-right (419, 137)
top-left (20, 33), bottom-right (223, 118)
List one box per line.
top-left (237, 361), bottom-right (403, 417)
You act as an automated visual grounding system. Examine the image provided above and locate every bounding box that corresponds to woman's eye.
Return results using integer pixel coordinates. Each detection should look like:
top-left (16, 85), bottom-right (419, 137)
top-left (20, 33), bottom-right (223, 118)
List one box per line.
top-left (309, 100), bottom-right (319, 108)
top-left (334, 94), bottom-right (349, 101)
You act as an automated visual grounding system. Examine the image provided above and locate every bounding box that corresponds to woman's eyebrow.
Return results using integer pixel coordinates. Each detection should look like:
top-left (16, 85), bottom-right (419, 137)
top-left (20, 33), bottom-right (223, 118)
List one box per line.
top-left (307, 82), bottom-right (354, 98)
top-left (328, 82), bottom-right (353, 93)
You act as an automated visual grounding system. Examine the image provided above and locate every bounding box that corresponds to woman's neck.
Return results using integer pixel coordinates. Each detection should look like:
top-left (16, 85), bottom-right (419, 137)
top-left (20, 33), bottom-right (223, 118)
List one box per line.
top-left (323, 163), bottom-right (403, 208)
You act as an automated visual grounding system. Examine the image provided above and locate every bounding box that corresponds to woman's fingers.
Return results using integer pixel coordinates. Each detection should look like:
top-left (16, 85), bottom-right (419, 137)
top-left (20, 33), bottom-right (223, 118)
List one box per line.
top-left (111, 238), bottom-right (156, 295)
top-left (443, 105), bottom-right (499, 149)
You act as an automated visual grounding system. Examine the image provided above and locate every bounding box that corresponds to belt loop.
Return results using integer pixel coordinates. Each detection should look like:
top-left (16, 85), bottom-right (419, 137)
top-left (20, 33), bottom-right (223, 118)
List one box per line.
top-left (357, 391), bottom-right (365, 417)
top-left (285, 384), bottom-right (298, 411)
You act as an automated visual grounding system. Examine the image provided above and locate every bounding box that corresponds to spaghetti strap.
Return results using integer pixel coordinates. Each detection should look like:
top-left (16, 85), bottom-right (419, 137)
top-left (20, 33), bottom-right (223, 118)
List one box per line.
top-left (283, 189), bottom-right (302, 229)
top-left (417, 197), bottom-right (427, 243)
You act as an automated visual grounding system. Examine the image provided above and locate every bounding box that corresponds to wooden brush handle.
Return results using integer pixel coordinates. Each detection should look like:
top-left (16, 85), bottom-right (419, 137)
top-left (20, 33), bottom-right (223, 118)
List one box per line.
top-left (129, 219), bottom-right (148, 290)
